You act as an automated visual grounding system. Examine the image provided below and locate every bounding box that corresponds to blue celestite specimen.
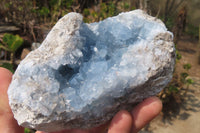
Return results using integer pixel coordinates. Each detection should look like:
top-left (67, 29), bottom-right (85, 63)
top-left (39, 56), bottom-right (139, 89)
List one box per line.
top-left (8, 10), bottom-right (175, 132)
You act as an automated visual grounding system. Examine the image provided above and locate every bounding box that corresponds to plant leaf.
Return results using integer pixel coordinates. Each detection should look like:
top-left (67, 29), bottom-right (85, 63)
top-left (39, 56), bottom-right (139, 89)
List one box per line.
top-left (3, 33), bottom-right (15, 48)
top-left (10, 35), bottom-right (24, 52)
top-left (2, 33), bottom-right (23, 52)
top-left (183, 63), bottom-right (191, 70)
top-left (186, 79), bottom-right (194, 84)
top-left (169, 85), bottom-right (179, 93)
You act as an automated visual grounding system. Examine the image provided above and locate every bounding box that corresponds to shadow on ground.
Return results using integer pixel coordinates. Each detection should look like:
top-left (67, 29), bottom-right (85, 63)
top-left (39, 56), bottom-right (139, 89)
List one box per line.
top-left (140, 80), bottom-right (200, 133)
top-left (162, 86), bottom-right (200, 125)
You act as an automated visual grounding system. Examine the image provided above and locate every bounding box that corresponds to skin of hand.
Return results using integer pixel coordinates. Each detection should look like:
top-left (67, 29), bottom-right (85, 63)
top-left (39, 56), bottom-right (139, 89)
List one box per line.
top-left (0, 67), bottom-right (162, 133)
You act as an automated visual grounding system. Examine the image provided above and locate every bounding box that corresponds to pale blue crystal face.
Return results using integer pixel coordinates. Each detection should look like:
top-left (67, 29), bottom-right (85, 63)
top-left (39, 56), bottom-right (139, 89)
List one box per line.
top-left (62, 14), bottom-right (168, 110)
top-left (8, 10), bottom-right (175, 131)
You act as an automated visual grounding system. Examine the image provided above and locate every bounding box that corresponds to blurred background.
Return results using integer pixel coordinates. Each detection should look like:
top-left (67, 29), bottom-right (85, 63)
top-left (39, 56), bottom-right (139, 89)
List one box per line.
top-left (0, 0), bottom-right (199, 133)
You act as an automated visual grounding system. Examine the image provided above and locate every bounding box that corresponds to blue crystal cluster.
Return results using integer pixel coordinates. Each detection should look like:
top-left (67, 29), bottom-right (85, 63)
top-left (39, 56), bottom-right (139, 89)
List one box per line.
top-left (8, 10), bottom-right (175, 132)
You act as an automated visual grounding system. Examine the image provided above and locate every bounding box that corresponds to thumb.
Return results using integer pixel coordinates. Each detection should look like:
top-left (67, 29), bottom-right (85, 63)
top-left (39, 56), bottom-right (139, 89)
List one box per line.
top-left (0, 67), bottom-right (24, 133)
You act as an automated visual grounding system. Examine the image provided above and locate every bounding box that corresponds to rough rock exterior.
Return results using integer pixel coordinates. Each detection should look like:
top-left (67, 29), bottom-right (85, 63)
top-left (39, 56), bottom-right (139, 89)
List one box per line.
top-left (8, 10), bottom-right (175, 132)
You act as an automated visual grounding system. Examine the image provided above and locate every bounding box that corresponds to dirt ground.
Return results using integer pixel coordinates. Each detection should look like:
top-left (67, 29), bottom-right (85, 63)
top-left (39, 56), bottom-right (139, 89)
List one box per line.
top-left (140, 36), bottom-right (200, 133)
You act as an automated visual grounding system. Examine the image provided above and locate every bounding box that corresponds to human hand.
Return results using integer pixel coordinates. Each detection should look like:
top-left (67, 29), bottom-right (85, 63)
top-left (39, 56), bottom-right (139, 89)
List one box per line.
top-left (0, 67), bottom-right (162, 133)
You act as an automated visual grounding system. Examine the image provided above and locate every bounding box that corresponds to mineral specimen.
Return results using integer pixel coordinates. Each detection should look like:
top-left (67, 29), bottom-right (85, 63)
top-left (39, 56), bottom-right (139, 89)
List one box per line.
top-left (8, 10), bottom-right (175, 132)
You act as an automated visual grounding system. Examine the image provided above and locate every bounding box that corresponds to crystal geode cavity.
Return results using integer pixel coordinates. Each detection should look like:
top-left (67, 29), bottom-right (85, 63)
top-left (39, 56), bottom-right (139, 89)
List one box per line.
top-left (8, 10), bottom-right (175, 132)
